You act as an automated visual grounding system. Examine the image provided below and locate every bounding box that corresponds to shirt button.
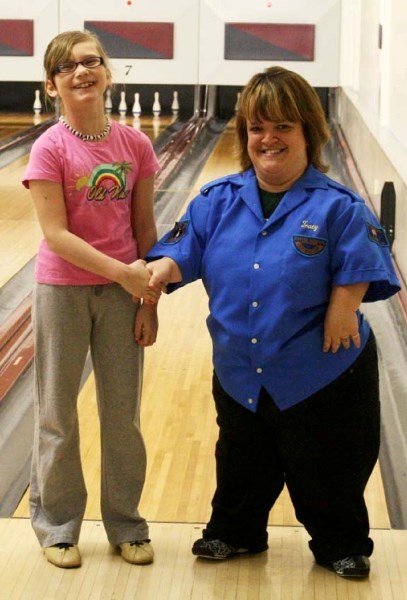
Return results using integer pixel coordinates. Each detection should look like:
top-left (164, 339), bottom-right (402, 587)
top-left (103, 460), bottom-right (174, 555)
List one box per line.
top-left (248, 398), bottom-right (254, 405)
top-left (256, 367), bottom-right (263, 374)
top-left (262, 231), bottom-right (268, 236)
top-left (251, 338), bottom-right (258, 344)
top-left (252, 301), bottom-right (259, 308)
top-left (253, 263), bottom-right (260, 270)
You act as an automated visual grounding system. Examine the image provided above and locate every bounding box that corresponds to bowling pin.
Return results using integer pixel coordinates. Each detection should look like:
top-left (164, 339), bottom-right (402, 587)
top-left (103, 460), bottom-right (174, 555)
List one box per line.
top-left (171, 90), bottom-right (180, 114)
top-left (105, 89), bottom-right (113, 113)
top-left (152, 91), bottom-right (161, 116)
top-left (119, 91), bottom-right (127, 116)
top-left (152, 115), bottom-right (160, 137)
top-left (132, 92), bottom-right (142, 116)
top-left (234, 92), bottom-right (241, 113)
top-left (33, 89), bottom-right (42, 114)
top-left (132, 116), bottom-right (141, 130)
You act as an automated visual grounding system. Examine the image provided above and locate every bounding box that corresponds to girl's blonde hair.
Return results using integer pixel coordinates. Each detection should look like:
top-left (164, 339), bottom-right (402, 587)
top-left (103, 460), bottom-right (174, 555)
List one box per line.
top-left (235, 66), bottom-right (330, 173)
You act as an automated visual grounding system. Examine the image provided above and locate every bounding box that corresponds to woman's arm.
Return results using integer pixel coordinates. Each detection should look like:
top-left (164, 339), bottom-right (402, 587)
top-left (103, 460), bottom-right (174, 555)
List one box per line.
top-left (323, 282), bottom-right (369, 353)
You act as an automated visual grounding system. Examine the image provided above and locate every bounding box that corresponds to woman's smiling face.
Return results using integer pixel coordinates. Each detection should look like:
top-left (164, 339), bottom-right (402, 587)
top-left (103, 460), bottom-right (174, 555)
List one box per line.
top-left (246, 118), bottom-right (309, 192)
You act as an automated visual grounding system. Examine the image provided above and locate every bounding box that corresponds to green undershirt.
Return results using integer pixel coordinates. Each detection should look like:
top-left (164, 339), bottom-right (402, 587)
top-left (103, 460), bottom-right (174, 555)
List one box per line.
top-left (259, 188), bottom-right (286, 219)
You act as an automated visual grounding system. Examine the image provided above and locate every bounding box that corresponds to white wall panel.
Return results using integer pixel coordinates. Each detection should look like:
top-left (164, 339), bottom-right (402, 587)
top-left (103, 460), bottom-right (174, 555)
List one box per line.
top-left (1, 0), bottom-right (342, 85)
top-left (338, 0), bottom-right (407, 287)
top-left (358, 0), bottom-right (381, 114)
top-left (388, 0), bottom-right (407, 148)
top-left (0, 0), bottom-right (58, 81)
top-left (198, 0), bottom-right (341, 86)
top-left (339, 0), bottom-right (407, 183)
top-left (59, 0), bottom-right (199, 84)
top-left (339, 0), bottom-right (361, 89)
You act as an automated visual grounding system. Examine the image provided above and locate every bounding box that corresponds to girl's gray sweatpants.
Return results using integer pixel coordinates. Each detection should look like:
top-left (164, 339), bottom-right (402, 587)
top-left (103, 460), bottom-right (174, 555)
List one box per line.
top-left (30, 282), bottom-right (149, 547)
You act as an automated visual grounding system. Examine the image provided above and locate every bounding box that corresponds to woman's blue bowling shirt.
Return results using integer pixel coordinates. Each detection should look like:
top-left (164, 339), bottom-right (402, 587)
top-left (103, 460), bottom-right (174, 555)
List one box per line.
top-left (147, 165), bottom-right (400, 411)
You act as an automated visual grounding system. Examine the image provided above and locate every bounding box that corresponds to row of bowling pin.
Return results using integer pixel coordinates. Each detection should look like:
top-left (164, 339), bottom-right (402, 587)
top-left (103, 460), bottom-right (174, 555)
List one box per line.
top-left (106, 90), bottom-right (180, 116)
top-left (33, 89), bottom-right (180, 117)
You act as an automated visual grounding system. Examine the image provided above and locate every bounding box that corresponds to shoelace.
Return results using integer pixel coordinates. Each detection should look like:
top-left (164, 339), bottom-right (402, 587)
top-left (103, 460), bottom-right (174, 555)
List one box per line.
top-left (206, 539), bottom-right (236, 557)
top-left (333, 557), bottom-right (357, 569)
top-left (129, 539), bottom-right (150, 547)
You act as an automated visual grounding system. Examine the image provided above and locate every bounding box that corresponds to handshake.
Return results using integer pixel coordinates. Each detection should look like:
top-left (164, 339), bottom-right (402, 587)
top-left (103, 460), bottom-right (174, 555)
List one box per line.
top-left (119, 258), bottom-right (178, 303)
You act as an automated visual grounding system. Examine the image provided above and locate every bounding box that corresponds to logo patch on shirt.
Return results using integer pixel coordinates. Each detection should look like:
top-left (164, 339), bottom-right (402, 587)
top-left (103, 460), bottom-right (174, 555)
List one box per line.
top-left (292, 235), bottom-right (326, 256)
top-left (165, 220), bottom-right (189, 244)
top-left (366, 222), bottom-right (388, 246)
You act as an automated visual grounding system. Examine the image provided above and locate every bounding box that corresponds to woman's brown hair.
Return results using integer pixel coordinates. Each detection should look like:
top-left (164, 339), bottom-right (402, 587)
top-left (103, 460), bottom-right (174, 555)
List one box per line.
top-left (235, 66), bottom-right (330, 173)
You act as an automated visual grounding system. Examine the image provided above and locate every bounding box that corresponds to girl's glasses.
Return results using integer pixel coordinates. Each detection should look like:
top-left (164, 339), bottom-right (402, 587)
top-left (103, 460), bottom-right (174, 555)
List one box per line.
top-left (53, 56), bottom-right (104, 75)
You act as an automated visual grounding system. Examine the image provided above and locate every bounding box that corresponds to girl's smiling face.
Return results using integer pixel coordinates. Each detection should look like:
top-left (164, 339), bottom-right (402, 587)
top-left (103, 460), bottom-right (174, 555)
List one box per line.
top-left (46, 41), bottom-right (110, 109)
top-left (246, 118), bottom-right (308, 192)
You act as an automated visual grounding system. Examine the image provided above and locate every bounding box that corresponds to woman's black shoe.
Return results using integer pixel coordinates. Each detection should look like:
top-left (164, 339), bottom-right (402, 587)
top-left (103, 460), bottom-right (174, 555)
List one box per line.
top-left (321, 555), bottom-right (370, 578)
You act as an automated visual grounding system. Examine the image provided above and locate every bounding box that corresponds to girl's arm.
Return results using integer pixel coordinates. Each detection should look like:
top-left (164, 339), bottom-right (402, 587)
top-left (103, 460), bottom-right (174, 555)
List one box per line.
top-left (131, 174), bottom-right (157, 258)
top-left (134, 302), bottom-right (158, 346)
top-left (29, 179), bottom-right (156, 299)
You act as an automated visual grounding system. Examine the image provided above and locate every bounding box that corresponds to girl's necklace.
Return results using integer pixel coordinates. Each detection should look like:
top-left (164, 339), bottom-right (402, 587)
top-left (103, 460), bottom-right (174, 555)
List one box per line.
top-left (59, 114), bottom-right (111, 142)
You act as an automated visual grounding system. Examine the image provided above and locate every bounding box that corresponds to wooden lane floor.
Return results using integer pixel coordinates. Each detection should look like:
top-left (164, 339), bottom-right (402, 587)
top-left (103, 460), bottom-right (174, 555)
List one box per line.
top-left (14, 118), bottom-right (391, 530)
top-left (0, 151), bottom-right (42, 288)
top-left (0, 112), bottom-right (176, 289)
top-left (0, 112), bottom-right (52, 141)
top-left (1, 519), bottom-right (407, 600)
top-left (0, 112), bottom-right (176, 144)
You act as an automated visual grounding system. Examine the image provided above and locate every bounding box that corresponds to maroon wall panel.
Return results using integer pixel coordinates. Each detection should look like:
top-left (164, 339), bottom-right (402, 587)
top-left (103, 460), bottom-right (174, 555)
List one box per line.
top-left (0, 20), bottom-right (34, 56)
top-left (85, 21), bottom-right (174, 59)
top-left (225, 23), bottom-right (315, 61)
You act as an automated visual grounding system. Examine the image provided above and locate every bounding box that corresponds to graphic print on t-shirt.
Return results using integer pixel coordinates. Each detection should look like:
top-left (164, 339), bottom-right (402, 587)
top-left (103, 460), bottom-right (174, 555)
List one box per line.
top-left (71, 162), bottom-right (132, 202)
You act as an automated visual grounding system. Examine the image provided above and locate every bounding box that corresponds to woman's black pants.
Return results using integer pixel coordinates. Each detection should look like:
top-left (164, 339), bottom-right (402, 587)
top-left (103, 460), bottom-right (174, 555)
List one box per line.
top-left (203, 332), bottom-right (380, 564)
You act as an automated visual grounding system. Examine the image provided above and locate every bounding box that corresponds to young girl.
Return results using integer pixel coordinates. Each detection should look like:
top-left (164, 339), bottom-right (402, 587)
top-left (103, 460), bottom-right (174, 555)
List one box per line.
top-left (22, 30), bottom-right (160, 569)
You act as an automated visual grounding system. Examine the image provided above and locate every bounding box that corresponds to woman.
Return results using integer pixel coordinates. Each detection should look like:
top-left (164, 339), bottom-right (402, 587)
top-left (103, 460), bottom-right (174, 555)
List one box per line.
top-left (145, 66), bottom-right (400, 578)
top-left (22, 30), bottom-right (160, 568)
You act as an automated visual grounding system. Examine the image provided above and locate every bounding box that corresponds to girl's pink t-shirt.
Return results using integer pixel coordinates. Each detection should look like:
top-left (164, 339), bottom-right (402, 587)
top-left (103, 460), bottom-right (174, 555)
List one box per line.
top-left (22, 119), bottom-right (160, 285)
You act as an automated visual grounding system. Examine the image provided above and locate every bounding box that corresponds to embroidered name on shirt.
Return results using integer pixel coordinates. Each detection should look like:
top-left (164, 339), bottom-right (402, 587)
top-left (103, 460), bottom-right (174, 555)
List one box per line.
top-left (300, 220), bottom-right (319, 231)
top-left (293, 235), bottom-right (326, 256)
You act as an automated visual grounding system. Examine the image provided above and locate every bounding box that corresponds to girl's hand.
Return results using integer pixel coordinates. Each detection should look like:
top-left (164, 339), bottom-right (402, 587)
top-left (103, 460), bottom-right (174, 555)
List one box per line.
top-left (135, 302), bottom-right (158, 346)
top-left (120, 260), bottom-right (161, 302)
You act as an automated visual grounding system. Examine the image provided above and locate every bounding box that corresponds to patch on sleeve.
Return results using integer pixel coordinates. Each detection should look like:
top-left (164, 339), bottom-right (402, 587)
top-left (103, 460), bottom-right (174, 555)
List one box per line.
top-left (164, 220), bottom-right (189, 244)
top-left (366, 222), bottom-right (389, 246)
top-left (292, 235), bottom-right (327, 256)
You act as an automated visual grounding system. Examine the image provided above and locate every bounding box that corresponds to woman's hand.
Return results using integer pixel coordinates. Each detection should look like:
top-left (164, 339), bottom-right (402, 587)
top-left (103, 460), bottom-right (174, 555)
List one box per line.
top-left (323, 307), bottom-right (361, 353)
top-left (323, 283), bottom-right (368, 353)
top-left (146, 257), bottom-right (182, 292)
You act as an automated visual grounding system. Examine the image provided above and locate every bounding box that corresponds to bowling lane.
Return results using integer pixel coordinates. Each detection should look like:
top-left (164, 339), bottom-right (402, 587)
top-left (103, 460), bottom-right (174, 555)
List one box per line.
top-left (0, 112), bottom-right (52, 142)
